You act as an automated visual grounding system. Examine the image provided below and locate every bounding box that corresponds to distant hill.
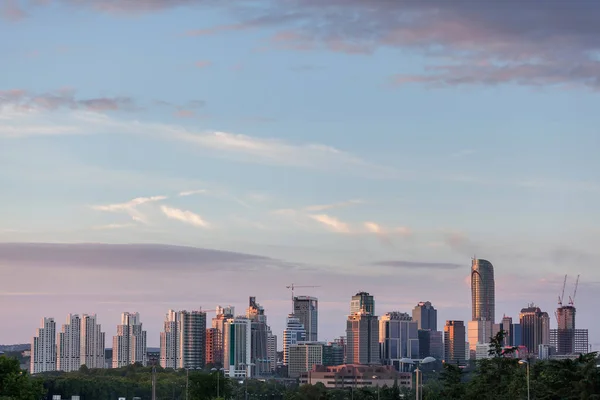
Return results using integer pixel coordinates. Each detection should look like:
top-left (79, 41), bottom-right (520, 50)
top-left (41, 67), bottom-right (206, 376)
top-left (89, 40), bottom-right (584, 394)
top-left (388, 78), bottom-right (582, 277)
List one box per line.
top-left (0, 344), bottom-right (30, 352)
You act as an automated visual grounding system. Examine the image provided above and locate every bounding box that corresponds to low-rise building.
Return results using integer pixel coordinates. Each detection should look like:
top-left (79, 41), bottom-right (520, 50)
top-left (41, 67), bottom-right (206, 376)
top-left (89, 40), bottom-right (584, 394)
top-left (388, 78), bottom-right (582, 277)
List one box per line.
top-left (299, 364), bottom-right (411, 389)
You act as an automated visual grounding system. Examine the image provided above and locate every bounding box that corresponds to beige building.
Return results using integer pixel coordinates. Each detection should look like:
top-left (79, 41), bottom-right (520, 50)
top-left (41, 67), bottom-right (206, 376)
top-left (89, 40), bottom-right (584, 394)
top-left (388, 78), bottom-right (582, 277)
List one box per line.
top-left (288, 342), bottom-right (324, 378)
top-left (300, 364), bottom-right (411, 390)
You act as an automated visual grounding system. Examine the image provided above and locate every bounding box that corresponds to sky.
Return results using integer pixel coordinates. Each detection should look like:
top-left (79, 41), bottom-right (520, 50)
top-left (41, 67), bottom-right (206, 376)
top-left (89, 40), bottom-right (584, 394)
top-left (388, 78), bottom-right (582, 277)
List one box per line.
top-left (1, 0), bottom-right (599, 350)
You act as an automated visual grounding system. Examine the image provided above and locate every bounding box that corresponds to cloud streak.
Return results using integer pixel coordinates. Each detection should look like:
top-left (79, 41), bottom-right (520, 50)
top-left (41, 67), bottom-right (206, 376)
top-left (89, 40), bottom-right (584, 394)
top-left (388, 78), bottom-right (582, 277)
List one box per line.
top-left (371, 260), bottom-right (463, 270)
top-left (91, 195), bottom-right (167, 224)
top-left (160, 205), bottom-right (210, 228)
top-left (309, 214), bottom-right (351, 233)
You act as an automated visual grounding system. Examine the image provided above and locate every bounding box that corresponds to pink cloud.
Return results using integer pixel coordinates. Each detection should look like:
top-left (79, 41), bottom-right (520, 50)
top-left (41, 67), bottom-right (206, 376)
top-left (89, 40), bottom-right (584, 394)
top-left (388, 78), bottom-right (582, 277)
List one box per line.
top-left (195, 60), bottom-right (212, 68)
top-left (1, 0), bottom-right (26, 21)
top-left (175, 109), bottom-right (195, 118)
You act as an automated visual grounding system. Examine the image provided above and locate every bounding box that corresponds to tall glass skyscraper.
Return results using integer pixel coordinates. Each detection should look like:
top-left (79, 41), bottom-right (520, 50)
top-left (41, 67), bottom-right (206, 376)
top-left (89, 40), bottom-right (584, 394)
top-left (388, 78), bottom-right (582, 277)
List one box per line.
top-left (293, 296), bottom-right (318, 342)
top-left (350, 292), bottom-right (375, 315)
top-left (471, 258), bottom-right (495, 323)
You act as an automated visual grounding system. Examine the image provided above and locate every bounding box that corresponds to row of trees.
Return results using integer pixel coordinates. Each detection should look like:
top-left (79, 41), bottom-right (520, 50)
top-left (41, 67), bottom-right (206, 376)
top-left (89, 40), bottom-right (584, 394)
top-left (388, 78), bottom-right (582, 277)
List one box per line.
top-left (1, 332), bottom-right (599, 400)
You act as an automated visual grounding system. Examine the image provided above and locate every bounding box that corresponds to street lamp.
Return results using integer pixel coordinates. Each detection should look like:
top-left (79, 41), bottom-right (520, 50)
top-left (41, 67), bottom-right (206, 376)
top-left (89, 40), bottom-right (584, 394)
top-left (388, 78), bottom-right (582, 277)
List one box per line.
top-left (518, 360), bottom-right (530, 400)
top-left (240, 362), bottom-right (255, 400)
top-left (211, 367), bottom-right (226, 398)
top-left (401, 357), bottom-right (435, 400)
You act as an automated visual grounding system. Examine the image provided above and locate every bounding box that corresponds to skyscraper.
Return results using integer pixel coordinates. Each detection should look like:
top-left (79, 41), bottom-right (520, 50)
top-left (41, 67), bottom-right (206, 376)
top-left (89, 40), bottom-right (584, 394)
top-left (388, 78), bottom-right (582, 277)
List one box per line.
top-left (206, 328), bottom-right (221, 366)
top-left (113, 312), bottom-right (147, 368)
top-left (500, 315), bottom-right (513, 346)
top-left (57, 314), bottom-right (81, 372)
top-left (471, 258), bottom-right (495, 323)
top-left (212, 305), bottom-right (234, 367)
top-left (246, 297), bottom-right (269, 376)
top-left (266, 330), bottom-right (277, 372)
top-left (80, 314), bottom-right (105, 369)
top-left (283, 314), bottom-right (306, 366)
top-left (443, 320), bottom-right (466, 366)
top-left (31, 317), bottom-right (56, 374)
top-left (350, 292), bottom-right (375, 315)
top-left (159, 309), bottom-right (206, 369)
top-left (555, 305), bottom-right (576, 354)
top-left (412, 301), bottom-right (437, 331)
top-left (293, 296), bottom-right (318, 342)
top-left (467, 320), bottom-right (494, 359)
top-left (519, 305), bottom-right (550, 355)
top-left (223, 316), bottom-right (252, 378)
top-left (379, 312), bottom-right (419, 367)
top-left (346, 311), bottom-right (379, 365)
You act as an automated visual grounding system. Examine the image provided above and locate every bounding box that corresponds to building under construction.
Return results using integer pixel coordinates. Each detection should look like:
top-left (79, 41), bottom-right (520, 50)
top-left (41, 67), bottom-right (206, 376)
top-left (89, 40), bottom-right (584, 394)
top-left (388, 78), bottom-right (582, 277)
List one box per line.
top-left (553, 275), bottom-right (588, 355)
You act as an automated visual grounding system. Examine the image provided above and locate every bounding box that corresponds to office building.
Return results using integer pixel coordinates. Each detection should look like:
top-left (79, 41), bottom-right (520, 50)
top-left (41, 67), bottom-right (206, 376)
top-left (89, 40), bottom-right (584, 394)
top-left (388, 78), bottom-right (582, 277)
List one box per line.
top-left (293, 296), bottom-right (318, 342)
top-left (323, 341), bottom-right (345, 366)
top-left (31, 317), bottom-right (56, 374)
top-left (471, 258), bottom-right (495, 323)
top-left (57, 314), bottom-right (81, 372)
top-left (467, 320), bottom-right (494, 359)
top-left (223, 316), bottom-right (252, 378)
top-left (412, 301), bottom-right (437, 331)
top-left (418, 330), bottom-right (443, 360)
top-left (500, 315), bottom-right (513, 346)
top-left (350, 292), bottom-right (375, 315)
top-left (346, 311), bottom-right (379, 365)
top-left (550, 329), bottom-right (588, 355)
top-left (159, 309), bottom-right (206, 369)
top-left (246, 297), bottom-right (269, 376)
top-left (283, 314), bottom-right (306, 365)
top-left (379, 312), bottom-right (419, 367)
top-left (80, 314), bottom-right (105, 369)
top-left (519, 305), bottom-right (550, 355)
top-left (443, 320), bottom-right (466, 366)
top-left (112, 312), bottom-right (147, 368)
top-left (288, 342), bottom-right (324, 378)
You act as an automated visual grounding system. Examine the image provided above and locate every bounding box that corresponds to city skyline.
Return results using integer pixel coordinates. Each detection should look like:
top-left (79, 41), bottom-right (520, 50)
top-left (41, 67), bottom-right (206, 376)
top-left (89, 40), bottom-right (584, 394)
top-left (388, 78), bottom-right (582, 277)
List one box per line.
top-left (1, 0), bottom-right (600, 351)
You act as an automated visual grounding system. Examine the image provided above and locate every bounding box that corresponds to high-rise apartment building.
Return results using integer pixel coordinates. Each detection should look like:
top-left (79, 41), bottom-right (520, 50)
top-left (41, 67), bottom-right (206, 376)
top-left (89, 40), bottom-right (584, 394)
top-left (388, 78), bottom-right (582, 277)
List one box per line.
top-left (283, 314), bottom-right (306, 366)
top-left (31, 317), bottom-right (56, 374)
top-left (379, 312), bottom-right (419, 366)
top-left (159, 309), bottom-right (206, 369)
top-left (519, 305), bottom-right (550, 355)
top-left (443, 320), bottom-right (466, 366)
top-left (112, 312), bottom-right (147, 368)
top-left (266, 330), bottom-right (277, 372)
top-left (412, 301), bottom-right (437, 331)
top-left (212, 306), bottom-right (234, 367)
top-left (293, 296), bottom-right (318, 342)
top-left (471, 258), bottom-right (495, 323)
top-left (80, 314), bottom-right (105, 369)
top-left (57, 314), bottom-right (81, 372)
top-left (346, 311), bottom-right (379, 365)
top-left (223, 316), bottom-right (252, 378)
top-left (206, 328), bottom-right (221, 366)
top-left (350, 292), bottom-right (375, 315)
top-left (550, 329), bottom-right (588, 355)
top-left (288, 342), bottom-right (324, 378)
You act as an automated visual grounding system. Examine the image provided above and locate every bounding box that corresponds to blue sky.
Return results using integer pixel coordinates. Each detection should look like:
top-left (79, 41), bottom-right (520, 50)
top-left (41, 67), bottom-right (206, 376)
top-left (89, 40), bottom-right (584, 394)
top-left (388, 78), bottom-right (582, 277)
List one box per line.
top-left (1, 0), bottom-right (599, 349)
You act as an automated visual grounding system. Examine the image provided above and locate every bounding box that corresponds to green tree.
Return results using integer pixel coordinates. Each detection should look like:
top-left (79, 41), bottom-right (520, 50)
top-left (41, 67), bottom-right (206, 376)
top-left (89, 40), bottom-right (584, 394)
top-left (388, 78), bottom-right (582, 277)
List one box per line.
top-left (0, 356), bottom-right (45, 400)
top-left (438, 364), bottom-right (465, 400)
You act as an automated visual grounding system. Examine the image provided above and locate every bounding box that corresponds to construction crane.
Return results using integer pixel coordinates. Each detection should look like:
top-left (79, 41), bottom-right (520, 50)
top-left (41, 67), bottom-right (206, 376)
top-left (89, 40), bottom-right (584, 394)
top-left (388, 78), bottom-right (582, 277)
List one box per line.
top-left (558, 274), bottom-right (568, 306)
top-left (286, 284), bottom-right (321, 313)
top-left (568, 274), bottom-right (580, 306)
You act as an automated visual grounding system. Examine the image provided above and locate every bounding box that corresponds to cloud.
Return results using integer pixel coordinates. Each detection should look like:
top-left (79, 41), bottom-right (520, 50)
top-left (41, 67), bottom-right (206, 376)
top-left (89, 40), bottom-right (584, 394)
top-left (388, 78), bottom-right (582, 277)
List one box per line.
top-left (371, 260), bottom-right (463, 270)
top-left (305, 199), bottom-right (362, 212)
top-left (178, 189), bottom-right (207, 197)
top-left (308, 214), bottom-right (351, 233)
top-left (0, 89), bottom-right (134, 114)
top-left (160, 205), bottom-right (210, 228)
top-left (195, 60), bottom-right (212, 68)
top-left (91, 195), bottom-right (167, 224)
top-left (1, 0), bottom-right (26, 21)
top-left (175, 109), bottom-right (195, 118)
top-left (91, 223), bottom-right (135, 230)
top-left (0, 242), bottom-right (288, 272)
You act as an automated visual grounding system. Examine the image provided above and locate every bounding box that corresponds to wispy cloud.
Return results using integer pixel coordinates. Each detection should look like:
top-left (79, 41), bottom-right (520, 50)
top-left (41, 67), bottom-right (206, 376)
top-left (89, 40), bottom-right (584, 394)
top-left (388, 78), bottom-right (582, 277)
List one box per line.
top-left (195, 60), bottom-right (212, 68)
top-left (91, 195), bottom-right (167, 224)
top-left (1, 0), bottom-right (26, 21)
top-left (178, 189), bottom-right (207, 197)
top-left (371, 260), bottom-right (462, 270)
top-left (160, 205), bottom-right (210, 228)
top-left (308, 214), bottom-right (351, 234)
top-left (305, 199), bottom-right (362, 212)
top-left (91, 223), bottom-right (135, 230)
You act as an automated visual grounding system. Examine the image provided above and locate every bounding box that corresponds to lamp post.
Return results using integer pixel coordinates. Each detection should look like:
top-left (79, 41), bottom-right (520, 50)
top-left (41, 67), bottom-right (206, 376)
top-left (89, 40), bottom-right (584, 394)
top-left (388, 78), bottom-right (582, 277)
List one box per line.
top-left (240, 362), bottom-right (255, 400)
top-left (518, 360), bottom-right (530, 400)
top-left (211, 367), bottom-right (226, 398)
top-left (400, 357), bottom-right (435, 400)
